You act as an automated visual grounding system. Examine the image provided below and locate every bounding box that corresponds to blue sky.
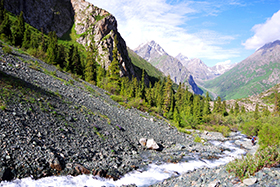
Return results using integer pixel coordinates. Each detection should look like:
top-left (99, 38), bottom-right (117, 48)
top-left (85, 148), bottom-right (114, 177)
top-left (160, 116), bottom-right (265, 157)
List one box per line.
top-left (87, 0), bottom-right (280, 67)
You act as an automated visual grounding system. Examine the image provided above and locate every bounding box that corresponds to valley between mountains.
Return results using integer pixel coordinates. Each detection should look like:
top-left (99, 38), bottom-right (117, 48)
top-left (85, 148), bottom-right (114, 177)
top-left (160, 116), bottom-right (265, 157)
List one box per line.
top-left (1, 0), bottom-right (280, 186)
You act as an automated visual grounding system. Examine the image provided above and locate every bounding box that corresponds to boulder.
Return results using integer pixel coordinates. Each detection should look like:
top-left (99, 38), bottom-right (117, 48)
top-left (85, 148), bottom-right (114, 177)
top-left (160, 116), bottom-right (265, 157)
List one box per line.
top-left (208, 180), bottom-right (220, 187)
top-left (146, 139), bottom-right (159, 150)
top-left (243, 177), bottom-right (257, 186)
top-left (139, 138), bottom-right (147, 146)
top-left (74, 164), bottom-right (90, 174)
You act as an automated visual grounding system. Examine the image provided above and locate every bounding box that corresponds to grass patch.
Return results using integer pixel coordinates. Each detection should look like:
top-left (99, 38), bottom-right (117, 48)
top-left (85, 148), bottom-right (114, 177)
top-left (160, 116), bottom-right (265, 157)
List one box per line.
top-left (226, 146), bottom-right (280, 180)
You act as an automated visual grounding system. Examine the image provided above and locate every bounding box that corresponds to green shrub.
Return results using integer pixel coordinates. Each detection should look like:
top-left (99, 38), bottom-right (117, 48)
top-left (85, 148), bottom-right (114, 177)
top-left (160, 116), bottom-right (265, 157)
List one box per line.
top-left (213, 125), bottom-right (231, 137)
top-left (194, 135), bottom-right (202, 143)
top-left (240, 120), bottom-right (261, 137)
top-left (226, 146), bottom-right (280, 180)
top-left (259, 120), bottom-right (280, 147)
top-left (110, 95), bottom-right (124, 103)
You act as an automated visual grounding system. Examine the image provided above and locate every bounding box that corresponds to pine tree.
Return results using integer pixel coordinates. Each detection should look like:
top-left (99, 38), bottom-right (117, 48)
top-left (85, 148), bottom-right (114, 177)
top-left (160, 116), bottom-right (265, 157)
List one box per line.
top-left (241, 105), bottom-right (246, 113)
top-left (274, 90), bottom-right (279, 114)
top-left (254, 104), bottom-right (259, 120)
top-left (139, 69), bottom-right (146, 99)
top-left (163, 75), bottom-right (173, 116)
top-left (56, 44), bottom-right (67, 68)
top-left (13, 11), bottom-right (25, 46)
top-left (229, 106), bottom-right (234, 115)
top-left (97, 63), bottom-right (106, 88)
top-left (22, 25), bottom-right (31, 49)
top-left (145, 82), bottom-right (154, 107)
top-left (46, 31), bottom-right (58, 64)
top-left (0, 10), bottom-right (11, 39)
top-left (263, 106), bottom-right (270, 116)
top-left (193, 95), bottom-right (201, 120)
top-left (222, 100), bottom-right (228, 116)
top-left (108, 35), bottom-right (121, 94)
top-left (203, 92), bottom-right (211, 116)
top-left (234, 101), bottom-right (239, 116)
top-left (0, 0), bottom-right (4, 24)
top-left (85, 41), bottom-right (97, 84)
top-left (130, 77), bottom-right (138, 98)
top-left (173, 106), bottom-right (181, 126)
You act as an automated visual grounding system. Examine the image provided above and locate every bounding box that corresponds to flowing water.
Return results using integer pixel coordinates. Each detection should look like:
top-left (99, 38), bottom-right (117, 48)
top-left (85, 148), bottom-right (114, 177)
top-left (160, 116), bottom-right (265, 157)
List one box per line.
top-left (1, 132), bottom-right (252, 187)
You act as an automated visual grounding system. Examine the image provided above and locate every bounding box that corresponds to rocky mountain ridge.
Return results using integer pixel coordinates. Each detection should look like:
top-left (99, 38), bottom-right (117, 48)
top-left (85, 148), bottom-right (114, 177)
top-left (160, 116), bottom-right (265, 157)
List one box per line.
top-left (134, 41), bottom-right (203, 95)
top-left (4, 0), bottom-right (149, 84)
top-left (203, 40), bottom-right (280, 100)
top-left (176, 53), bottom-right (236, 81)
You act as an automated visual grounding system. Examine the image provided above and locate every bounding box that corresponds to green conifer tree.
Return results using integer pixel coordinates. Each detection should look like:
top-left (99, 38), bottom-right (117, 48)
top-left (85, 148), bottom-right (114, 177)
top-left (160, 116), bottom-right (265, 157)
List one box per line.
top-left (234, 101), bottom-right (239, 116)
top-left (46, 31), bottom-right (58, 64)
top-left (163, 75), bottom-right (173, 116)
top-left (139, 69), bottom-right (146, 99)
top-left (97, 63), bottom-right (106, 88)
top-left (193, 95), bottom-right (201, 120)
top-left (0, 0), bottom-right (4, 24)
top-left (107, 35), bottom-right (121, 94)
top-left (263, 106), bottom-right (270, 116)
top-left (0, 10), bottom-right (11, 39)
top-left (254, 104), bottom-right (259, 120)
top-left (13, 11), bottom-right (25, 46)
top-left (202, 92), bottom-right (211, 116)
top-left (85, 41), bottom-right (97, 84)
top-left (22, 25), bottom-right (31, 49)
top-left (241, 105), bottom-right (246, 113)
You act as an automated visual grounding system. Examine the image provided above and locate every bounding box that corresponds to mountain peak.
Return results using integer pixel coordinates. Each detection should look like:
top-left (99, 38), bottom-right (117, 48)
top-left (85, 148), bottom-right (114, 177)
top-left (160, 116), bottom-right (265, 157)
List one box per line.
top-left (258, 40), bottom-right (280, 51)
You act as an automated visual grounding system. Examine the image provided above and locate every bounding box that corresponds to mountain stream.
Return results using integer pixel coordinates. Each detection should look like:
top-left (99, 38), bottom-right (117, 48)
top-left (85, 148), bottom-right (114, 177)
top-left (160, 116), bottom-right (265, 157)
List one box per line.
top-left (1, 132), bottom-right (256, 187)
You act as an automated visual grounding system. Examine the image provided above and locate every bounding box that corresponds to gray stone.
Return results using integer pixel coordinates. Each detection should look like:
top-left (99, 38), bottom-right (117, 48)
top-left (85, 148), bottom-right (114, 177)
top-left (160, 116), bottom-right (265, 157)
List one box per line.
top-left (139, 138), bottom-right (147, 147)
top-left (146, 139), bottom-right (159, 150)
top-left (243, 177), bottom-right (257, 186)
top-left (208, 180), bottom-right (220, 187)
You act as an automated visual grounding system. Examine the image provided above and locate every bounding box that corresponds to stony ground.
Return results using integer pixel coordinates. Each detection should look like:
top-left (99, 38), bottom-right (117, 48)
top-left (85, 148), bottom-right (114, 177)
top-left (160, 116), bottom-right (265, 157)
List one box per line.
top-left (0, 47), bottom-right (222, 182)
top-left (0, 46), bottom-right (279, 186)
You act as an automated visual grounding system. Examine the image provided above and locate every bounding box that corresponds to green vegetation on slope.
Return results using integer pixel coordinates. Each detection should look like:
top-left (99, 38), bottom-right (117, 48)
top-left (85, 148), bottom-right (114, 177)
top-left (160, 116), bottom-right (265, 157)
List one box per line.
top-left (204, 61), bottom-right (280, 100)
top-left (128, 48), bottom-right (164, 80)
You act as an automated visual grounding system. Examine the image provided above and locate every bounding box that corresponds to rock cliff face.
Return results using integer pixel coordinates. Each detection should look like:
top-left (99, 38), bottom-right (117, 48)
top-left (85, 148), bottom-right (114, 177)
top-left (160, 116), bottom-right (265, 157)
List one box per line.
top-left (135, 41), bottom-right (203, 95)
top-left (4, 0), bottom-right (74, 37)
top-left (4, 0), bottom-right (145, 83)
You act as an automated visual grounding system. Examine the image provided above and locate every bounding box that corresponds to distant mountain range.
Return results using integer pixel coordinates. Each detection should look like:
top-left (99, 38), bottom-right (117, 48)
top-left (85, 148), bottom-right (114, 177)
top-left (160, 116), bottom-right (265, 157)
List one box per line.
top-left (176, 54), bottom-right (236, 81)
top-left (134, 41), bottom-right (203, 95)
top-left (202, 40), bottom-right (280, 100)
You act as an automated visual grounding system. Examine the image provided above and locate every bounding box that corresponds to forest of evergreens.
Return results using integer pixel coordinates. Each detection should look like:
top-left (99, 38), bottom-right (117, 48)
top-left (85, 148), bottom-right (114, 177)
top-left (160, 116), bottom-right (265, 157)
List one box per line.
top-left (0, 1), bottom-right (279, 180)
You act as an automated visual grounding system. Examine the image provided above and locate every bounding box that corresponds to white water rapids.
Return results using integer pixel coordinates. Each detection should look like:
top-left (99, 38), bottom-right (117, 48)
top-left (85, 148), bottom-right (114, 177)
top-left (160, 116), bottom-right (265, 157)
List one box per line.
top-left (1, 132), bottom-right (252, 187)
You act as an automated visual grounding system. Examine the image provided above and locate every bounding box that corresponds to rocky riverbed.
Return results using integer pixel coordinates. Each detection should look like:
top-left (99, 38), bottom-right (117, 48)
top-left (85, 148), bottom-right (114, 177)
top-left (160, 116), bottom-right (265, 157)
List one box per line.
top-left (0, 46), bottom-right (279, 186)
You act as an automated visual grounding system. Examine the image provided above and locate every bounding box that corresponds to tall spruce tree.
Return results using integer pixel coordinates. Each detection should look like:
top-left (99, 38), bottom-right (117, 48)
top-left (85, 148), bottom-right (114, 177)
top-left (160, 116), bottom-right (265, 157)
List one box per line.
top-left (139, 69), bottom-right (146, 99)
top-left (13, 11), bottom-right (25, 46)
top-left (22, 25), bottom-right (32, 49)
top-left (234, 101), bottom-right (239, 116)
top-left (0, 10), bottom-right (11, 39)
top-left (46, 31), bottom-right (58, 64)
top-left (163, 75), bottom-right (173, 116)
top-left (107, 35), bottom-right (121, 94)
top-left (254, 104), bottom-right (259, 120)
top-left (203, 92), bottom-right (211, 116)
top-left (85, 41), bottom-right (97, 84)
top-left (96, 63), bottom-right (106, 88)
top-left (0, 0), bottom-right (4, 24)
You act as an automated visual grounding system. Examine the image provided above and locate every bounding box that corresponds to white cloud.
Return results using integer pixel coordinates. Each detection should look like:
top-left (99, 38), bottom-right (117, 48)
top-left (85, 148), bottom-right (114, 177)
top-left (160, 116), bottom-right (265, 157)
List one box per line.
top-left (215, 60), bottom-right (231, 66)
top-left (243, 10), bottom-right (280, 50)
top-left (87, 0), bottom-right (240, 61)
